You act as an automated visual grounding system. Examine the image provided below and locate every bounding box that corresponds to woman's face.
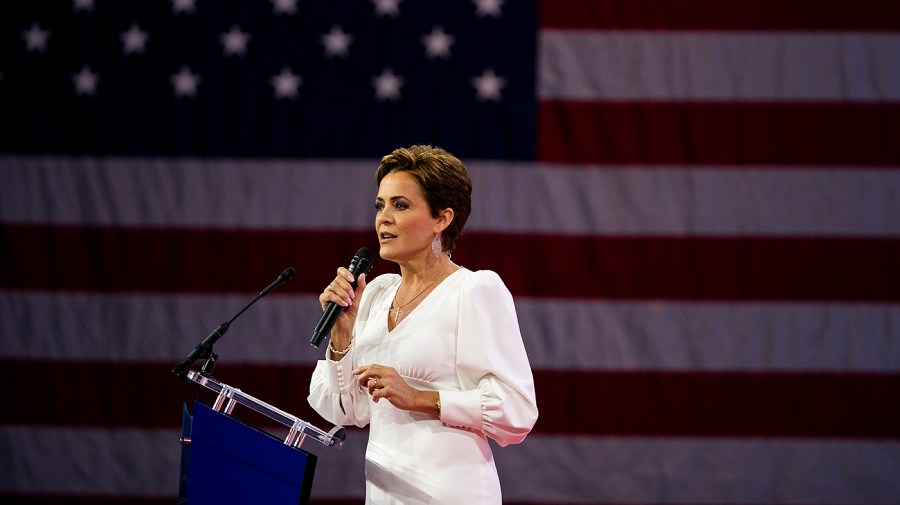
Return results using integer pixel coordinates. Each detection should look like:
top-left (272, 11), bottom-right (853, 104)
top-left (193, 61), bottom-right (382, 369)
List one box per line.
top-left (375, 171), bottom-right (440, 263)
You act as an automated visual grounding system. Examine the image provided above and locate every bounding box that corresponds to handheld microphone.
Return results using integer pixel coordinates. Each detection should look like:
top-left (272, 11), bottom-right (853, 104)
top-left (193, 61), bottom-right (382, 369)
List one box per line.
top-left (171, 267), bottom-right (296, 377)
top-left (310, 248), bottom-right (375, 348)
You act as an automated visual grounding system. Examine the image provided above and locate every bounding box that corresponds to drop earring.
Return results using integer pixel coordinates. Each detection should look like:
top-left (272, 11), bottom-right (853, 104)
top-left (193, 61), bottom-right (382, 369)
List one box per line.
top-left (432, 234), bottom-right (442, 257)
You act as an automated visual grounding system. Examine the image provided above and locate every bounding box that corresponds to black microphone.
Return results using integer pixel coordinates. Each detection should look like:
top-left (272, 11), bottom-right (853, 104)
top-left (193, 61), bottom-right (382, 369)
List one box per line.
top-left (171, 267), bottom-right (296, 377)
top-left (260, 266), bottom-right (297, 297)
top-left (310, 248), bottom-right (375, 348)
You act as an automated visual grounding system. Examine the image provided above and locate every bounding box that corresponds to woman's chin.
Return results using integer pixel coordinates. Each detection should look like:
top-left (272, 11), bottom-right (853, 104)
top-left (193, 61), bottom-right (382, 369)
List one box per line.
top-left (378, 243), bottom-right (397, 260)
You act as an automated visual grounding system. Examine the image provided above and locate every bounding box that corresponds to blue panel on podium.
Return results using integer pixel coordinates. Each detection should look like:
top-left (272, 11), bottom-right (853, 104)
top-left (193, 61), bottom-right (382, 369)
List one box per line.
top-left (185, 402), bottom-right (316, 505)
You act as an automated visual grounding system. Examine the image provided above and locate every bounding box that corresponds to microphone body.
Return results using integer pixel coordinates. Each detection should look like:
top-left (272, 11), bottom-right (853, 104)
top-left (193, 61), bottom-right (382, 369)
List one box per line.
top-left (171, 322), bottom-right (229, 377)
top-left (310, 247), bottom-right (376, 347)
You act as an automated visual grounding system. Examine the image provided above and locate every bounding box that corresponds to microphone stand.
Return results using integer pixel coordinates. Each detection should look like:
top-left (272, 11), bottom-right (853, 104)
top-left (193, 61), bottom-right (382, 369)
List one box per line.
top-left (171, 267), bottom-right (295, 380)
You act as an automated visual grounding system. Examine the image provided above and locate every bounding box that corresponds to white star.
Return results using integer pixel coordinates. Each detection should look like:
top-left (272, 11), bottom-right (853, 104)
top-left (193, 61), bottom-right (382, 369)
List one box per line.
top-left (221, 26), bottom-right (250, 56)
top-left (372, 68), bottom-right (404, 101)
top-left (171, 0), bottom-right (197, 14)
top-left (472, 68), bottom-right (505, 101)
top-left (121, 24), bottom-right (149, 55)
top-left (422, 27), bottom-right (454, 59)
top-left (22, 23), bottom-right (50, 53)
top-left (72, 66), bottom-right (99, 96)
top-left (321, 26), bottom-right (353, 58)
top-left (473, 0), bottom-right (503, 18)
top-left (270, 67), bottom-right (302, 99)
top-left (272, 0), bottom-right (299, 15)
top-left (372, 0), bottom-right (401, 17)
top-left (171, 66), bottom-right (201, 97)
top-left (73, 0), bottom-right (95, 12)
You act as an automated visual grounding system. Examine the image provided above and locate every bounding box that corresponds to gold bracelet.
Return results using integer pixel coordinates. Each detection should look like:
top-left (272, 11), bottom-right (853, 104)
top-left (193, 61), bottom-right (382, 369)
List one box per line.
top-left (328, 338), bottom-right (352, 356)
top-left (435, 394), bottom-right (441, 416)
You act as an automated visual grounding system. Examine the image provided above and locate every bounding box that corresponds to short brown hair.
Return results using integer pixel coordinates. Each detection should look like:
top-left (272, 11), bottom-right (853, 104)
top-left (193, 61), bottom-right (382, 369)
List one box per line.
top-left (375, 145), bottom-right (472, 253)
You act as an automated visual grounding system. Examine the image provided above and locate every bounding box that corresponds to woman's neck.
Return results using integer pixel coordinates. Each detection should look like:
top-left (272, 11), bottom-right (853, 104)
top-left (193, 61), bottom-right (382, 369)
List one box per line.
top-left (398, 253), bottom-right (452, 284)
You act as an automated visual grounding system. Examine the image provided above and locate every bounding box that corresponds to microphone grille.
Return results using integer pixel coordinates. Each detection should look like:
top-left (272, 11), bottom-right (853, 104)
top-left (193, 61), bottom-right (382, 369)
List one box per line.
top-left (355, 247), bottom-right (375, 261)
top-left (350, 247), bottom-right (376, 276)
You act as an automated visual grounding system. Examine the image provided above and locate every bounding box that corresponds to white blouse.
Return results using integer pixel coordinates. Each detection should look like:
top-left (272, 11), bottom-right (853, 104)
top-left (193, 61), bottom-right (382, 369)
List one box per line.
top-left (308, 268), bottom-right (538, 504)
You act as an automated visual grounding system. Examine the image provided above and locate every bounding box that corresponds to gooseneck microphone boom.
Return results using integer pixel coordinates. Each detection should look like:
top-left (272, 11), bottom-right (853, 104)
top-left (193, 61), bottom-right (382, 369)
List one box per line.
top-left (310, 247), bottom-right (375, 348)
top-left (171, 266), bottom-right (296, 377)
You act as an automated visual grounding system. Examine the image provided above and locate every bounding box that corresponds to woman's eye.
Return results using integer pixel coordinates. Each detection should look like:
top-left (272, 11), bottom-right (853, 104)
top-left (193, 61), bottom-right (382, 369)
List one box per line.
top-left (374, 202), bottom-right (384, 212)
top-left (395, 202), bottom-right (408, 210)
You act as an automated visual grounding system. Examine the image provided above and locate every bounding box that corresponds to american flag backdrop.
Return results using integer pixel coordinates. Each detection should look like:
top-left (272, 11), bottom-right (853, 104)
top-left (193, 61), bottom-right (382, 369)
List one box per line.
top-left (2, 0), bottom-right (900, 503)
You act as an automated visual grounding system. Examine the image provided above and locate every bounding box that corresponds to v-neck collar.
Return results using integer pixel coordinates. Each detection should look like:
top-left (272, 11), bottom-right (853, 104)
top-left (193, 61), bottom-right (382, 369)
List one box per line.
top-left (386, 268), bottom-right (464, 333)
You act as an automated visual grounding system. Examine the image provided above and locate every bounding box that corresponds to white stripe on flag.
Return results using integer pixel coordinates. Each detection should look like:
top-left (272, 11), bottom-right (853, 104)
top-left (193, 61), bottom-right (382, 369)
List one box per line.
top-left (539, 31), bottom-right (900, 102)
top-left (3, 156), bottom-right (899, 237)
top-left (3, 426), bottom-right (899, 504)
top-left (3, 292), bottom-right (898, 372)
top-left (0, 424), bottom-right (368, 500)
top-left (496, 435), bottom-right (900, 505)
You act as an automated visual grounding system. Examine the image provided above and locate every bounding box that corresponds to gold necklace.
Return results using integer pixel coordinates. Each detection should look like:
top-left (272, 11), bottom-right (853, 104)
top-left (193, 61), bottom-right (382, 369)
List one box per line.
top-left (391, 267), bottom-right (446, 323)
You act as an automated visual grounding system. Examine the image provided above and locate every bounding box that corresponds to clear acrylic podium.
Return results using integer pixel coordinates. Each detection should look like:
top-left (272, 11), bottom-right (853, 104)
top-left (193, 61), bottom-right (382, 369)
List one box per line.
top-left (179, 370), bottom-right (346, 505)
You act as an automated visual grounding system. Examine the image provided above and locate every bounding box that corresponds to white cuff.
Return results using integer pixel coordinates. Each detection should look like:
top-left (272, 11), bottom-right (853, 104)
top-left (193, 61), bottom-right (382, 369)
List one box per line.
top-left (438, 389), bottom-right (482, 431)
top-left (322, 350), bottom-right (355, 393)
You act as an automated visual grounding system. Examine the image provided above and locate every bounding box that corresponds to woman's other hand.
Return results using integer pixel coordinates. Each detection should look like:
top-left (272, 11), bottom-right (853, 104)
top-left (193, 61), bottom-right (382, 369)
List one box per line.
top-left (354, 364), bottom-right (440, 417)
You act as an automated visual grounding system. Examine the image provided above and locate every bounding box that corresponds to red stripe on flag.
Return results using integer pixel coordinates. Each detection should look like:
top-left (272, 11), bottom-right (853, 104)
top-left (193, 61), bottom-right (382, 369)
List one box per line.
top-left (539, 0), bottom-right (900, 31)
top-left (0, 225), bottom-right (377, 294)
top-left (0, 497), bottom-right (173, 505)
top-left (3, 225), bottom-right (899, 301)
top-left (467, 233), bottom-right (900, 301)
top-left (538, 369), bottom-right (900, 438)
top-left (0, 497), bottom-right (634, 505)
top-left (0, 496), bottom-right (368, 505)
top-left (538, 101), bottom-right (900, 166)
top-left (4, 361), bottom-right (899, 438)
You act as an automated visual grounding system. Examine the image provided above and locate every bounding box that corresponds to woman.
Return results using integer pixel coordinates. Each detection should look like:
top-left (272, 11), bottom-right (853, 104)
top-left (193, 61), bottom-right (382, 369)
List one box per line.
top-left (308, 145), bottom-right (538, 504)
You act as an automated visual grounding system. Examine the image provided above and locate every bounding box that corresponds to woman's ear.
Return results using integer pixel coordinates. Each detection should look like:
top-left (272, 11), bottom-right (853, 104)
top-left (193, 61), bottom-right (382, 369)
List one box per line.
top-left (434, 207), bottom-right (455, 234)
